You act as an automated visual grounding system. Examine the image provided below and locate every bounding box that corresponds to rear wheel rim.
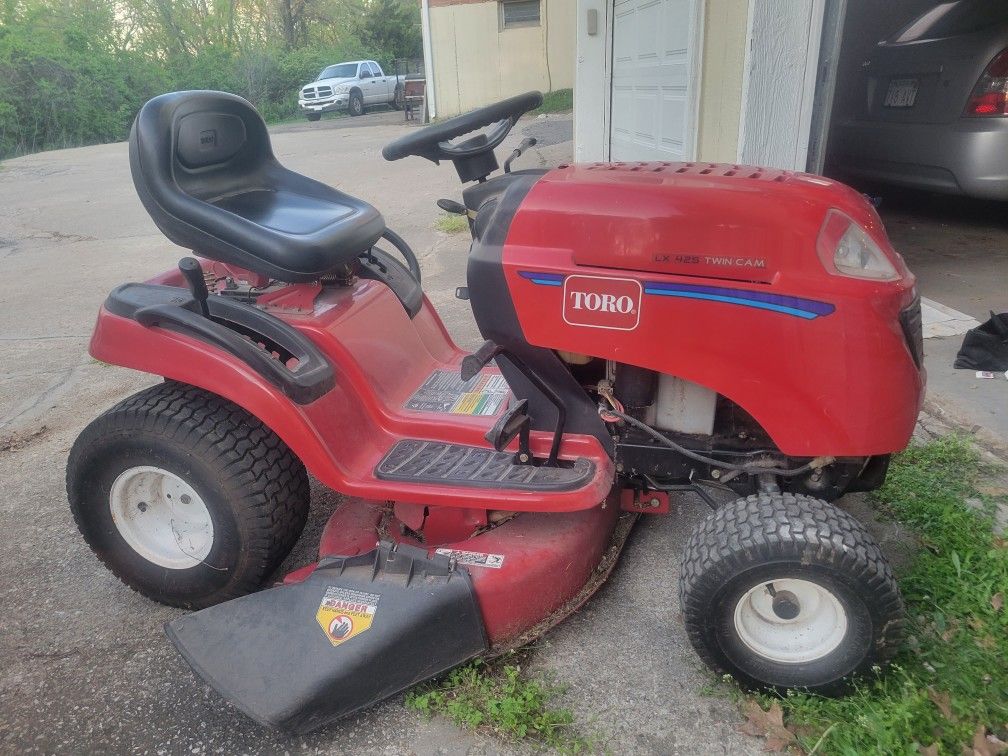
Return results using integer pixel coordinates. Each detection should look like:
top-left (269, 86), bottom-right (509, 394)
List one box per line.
top-left (109, 466), bottom-right (214, 569)
top-left (732, 578), bottom-right (848, 663)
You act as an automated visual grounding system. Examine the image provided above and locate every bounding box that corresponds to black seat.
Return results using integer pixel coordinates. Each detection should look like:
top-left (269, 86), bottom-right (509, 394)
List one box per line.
top-left (129, 91), bottom-right (385, 282)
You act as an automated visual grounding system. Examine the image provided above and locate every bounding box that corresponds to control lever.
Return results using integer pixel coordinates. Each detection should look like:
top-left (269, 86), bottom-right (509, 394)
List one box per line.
top-left (437, 198), bottom-right (467, 215)
top-left (178, 257), bottom-right (210, 317)
top-left (504, 137), bottom-right (537, 173)
top-left (461, 339), bottom-right (503, 382)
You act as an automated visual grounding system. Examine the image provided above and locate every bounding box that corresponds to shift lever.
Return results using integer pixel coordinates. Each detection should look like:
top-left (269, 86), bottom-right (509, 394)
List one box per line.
top-left (178, 257), bottom-right (210, 317)
top-left (504, 137), bottom-right (537, 173)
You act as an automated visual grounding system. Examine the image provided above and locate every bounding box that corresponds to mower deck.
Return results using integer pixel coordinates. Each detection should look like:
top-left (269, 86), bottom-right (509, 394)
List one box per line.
top-left (166, 494), bottom-right (635, 730)
top-left (302, 494), bottom-right (630, 647)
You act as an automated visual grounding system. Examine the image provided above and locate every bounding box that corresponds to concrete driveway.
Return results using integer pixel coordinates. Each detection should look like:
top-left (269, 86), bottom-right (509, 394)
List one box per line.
top-left (0, 113), bottom-right (760, 754)
top-left (876, 191), bottom-right (1008, 451)
top-left (2, 108), bottom-right (1003, 754)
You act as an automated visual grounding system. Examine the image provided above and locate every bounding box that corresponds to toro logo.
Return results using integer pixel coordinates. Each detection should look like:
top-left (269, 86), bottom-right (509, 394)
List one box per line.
top-left (562, 275), bottom-right (642, 331)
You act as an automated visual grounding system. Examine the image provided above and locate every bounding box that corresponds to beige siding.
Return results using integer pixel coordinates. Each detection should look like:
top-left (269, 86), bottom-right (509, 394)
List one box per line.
top-left (696, 0), bottom-right (749, 162)
top-left (429, 0), bottom-right (576, 117)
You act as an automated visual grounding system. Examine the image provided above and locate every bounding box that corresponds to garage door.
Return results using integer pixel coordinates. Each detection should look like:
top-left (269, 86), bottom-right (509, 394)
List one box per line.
top-left (609, 0), bottom-right (700, 161)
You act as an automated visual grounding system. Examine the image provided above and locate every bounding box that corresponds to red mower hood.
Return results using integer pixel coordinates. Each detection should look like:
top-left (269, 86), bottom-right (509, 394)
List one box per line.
top-left (514, 162), bottom-right (907, 285)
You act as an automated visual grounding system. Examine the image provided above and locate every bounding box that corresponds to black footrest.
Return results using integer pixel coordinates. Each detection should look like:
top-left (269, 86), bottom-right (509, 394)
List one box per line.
top-left (375, 440), bottom-right (594, 491)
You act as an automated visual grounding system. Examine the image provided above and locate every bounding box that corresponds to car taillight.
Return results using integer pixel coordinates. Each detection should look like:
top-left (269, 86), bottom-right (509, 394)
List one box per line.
top-left (816, 209), bottom-right (900, 282)
top-left (964, 48), bottom-right (1008, 117)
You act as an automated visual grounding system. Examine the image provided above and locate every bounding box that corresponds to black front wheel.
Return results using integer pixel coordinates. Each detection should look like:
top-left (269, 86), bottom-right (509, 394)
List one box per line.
top-left (306, 112), bottom-right (321, 122)
top-left (67, 382), bottom-right (310, 609)
top-left (349, 91), bottom-right (364, 117)
top-left (679, 493), bottom-right (904, 693)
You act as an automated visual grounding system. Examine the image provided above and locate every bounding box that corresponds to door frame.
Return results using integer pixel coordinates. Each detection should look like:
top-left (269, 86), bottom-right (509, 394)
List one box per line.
top-left (736, 0), bottom-right (827, 170)
top-left (574, 0), bottom-right (705, 162)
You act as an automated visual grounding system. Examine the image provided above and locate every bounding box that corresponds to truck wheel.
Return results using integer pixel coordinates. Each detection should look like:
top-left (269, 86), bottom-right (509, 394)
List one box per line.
top-left (679, 493), bottom-right (904, 694)
top-left (67, 382), bottom-right (310, 609)
top-left (306, 112), bottom-right (321, 122)
top-left (392, 85), bottom-right (405, 110)
top-left (349, 91), bottom-right (364, 116)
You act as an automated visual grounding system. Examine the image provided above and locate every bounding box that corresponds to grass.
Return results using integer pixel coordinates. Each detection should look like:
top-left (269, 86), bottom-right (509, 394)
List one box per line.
top-left (434, 212), bottom-right (469, 234)
top-left (532, 88), bottom-right (573, 115)
top-left (756, 437), bottom-right (1008, 754)
top-left (405, 657), bottom-right (589, 752)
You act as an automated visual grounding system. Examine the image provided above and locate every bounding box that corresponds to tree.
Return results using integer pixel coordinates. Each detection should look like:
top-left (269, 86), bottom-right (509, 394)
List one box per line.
top-left (0, 0), bottom-right (423, 158)
top-left (354, 0), bottom-right (422, 62)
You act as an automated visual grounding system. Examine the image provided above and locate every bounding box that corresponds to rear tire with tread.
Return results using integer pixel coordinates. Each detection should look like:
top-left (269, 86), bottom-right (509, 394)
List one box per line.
top-left (67, 381), bottom-right (310, 609)
top-left (679, 492), bottom-right (904, 693)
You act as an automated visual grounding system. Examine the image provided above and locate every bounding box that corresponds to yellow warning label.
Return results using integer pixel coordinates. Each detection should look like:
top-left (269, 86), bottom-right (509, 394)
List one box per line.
top-left (316, 586), bottom-right (380, 647)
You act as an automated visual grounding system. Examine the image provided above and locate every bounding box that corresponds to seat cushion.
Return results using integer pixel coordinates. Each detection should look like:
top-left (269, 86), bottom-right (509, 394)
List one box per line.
top-left (130, 91), bottom-right (386, 282)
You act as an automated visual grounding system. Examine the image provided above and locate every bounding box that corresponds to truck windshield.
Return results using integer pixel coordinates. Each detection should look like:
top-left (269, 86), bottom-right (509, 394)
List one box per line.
top-left (318, 64), bottom-right (358, 80)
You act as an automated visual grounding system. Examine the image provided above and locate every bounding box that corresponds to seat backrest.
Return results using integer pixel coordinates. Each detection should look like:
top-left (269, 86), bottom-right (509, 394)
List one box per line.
top-left (131, 90), bottom-right (272, 208)
top-left (129, 91), bottom-right (278, 265)
top-left (128, 90), bottom-right (385, 282)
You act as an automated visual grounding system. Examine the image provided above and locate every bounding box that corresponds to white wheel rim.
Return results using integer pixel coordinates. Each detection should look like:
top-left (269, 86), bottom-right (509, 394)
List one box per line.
top-left (109, 466), bottom-right (214, 569)
top-left (732, 578), bottom-right (848, 664)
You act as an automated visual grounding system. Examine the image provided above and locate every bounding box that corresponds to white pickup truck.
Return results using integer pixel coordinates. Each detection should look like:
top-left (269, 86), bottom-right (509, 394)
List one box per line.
top-left (298, 60), bottom-right (405, 120)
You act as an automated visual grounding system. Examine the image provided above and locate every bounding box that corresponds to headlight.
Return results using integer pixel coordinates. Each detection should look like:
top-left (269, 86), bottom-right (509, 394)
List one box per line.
top-left (816, 209), bottom-right (899, 281)
top-left (333, 84), bottom-right (350, 95)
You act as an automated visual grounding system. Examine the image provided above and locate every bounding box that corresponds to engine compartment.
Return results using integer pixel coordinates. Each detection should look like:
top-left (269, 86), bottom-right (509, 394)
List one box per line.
top-left (494, 162), bottom-right (924, 461)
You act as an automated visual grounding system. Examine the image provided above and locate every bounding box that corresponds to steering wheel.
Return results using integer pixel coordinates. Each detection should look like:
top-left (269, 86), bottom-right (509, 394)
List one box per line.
top-left (382, 91), bottom-right (543, 164)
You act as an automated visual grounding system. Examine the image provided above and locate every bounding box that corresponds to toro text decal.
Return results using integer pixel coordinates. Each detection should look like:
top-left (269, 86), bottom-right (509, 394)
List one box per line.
top-left (562, 275), bottom-right (642, 331)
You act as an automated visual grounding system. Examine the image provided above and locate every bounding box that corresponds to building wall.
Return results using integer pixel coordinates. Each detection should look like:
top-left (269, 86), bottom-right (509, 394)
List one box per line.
top-left (738, 0), bottom-right (826, 170)
top-left (695, 0), bottom-right (749, 163)
top-left (573, 0), bottom-right (751, 162)
top-left (428, 0), bottom-right (576, 117)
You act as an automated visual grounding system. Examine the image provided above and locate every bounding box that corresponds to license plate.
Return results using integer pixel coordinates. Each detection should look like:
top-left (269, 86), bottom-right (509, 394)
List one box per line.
top-left (884, 78), bottom-right (919, 108)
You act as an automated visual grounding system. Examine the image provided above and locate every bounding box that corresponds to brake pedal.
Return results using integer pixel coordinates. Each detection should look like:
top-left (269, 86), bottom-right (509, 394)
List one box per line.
top-left (485, 398), bottom-right (531, 463)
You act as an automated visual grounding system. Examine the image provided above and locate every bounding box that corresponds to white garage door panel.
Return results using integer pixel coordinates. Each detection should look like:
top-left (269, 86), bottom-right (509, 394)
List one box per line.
top-left (610, 0), bottom-right (699, 162)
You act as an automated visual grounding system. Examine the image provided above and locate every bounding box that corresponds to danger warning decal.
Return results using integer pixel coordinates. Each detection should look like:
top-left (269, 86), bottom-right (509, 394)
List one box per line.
top-left (316, 586), bottom-right (380, 647)
top-left (562, 275), bottom-right (642, 331)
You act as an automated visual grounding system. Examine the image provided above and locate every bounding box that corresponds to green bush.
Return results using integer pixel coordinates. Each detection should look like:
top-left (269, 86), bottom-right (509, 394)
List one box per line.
top-left (0, 0), bottom-right (421, 159)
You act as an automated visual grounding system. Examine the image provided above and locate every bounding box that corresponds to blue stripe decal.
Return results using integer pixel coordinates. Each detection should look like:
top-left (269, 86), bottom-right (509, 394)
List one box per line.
top-left (518, 271), bottom-right (564, 287)
top-left (645, 289), bottom-right (818, 319)
top-left (517, 271), bottom-right (835, 319)
top-left (643, 282), bottom-right (835, 320)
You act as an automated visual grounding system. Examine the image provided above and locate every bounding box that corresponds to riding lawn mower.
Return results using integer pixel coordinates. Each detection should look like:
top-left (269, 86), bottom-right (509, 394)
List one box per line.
top-left (67, 90), bottom-right (925, 733)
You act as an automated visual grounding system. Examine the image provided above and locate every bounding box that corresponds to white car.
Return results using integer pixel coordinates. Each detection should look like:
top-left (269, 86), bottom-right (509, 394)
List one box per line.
top-left (299, 60), bottom-right (406, 121)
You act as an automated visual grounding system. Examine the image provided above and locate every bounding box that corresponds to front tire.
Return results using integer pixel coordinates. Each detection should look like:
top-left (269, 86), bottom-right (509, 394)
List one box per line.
top-left (67, 382), bottom-right (310, 609)
top-left (349, 91), bottom-right (364, 116)
top-left (679, 493), bottom-right (904, 693)
top-left (306, 112), bottom-right (321, 122)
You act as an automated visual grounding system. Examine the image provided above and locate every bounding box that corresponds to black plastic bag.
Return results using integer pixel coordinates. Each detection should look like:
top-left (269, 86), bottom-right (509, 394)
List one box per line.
top-left (954, 312), bottom-right (1008, 371)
